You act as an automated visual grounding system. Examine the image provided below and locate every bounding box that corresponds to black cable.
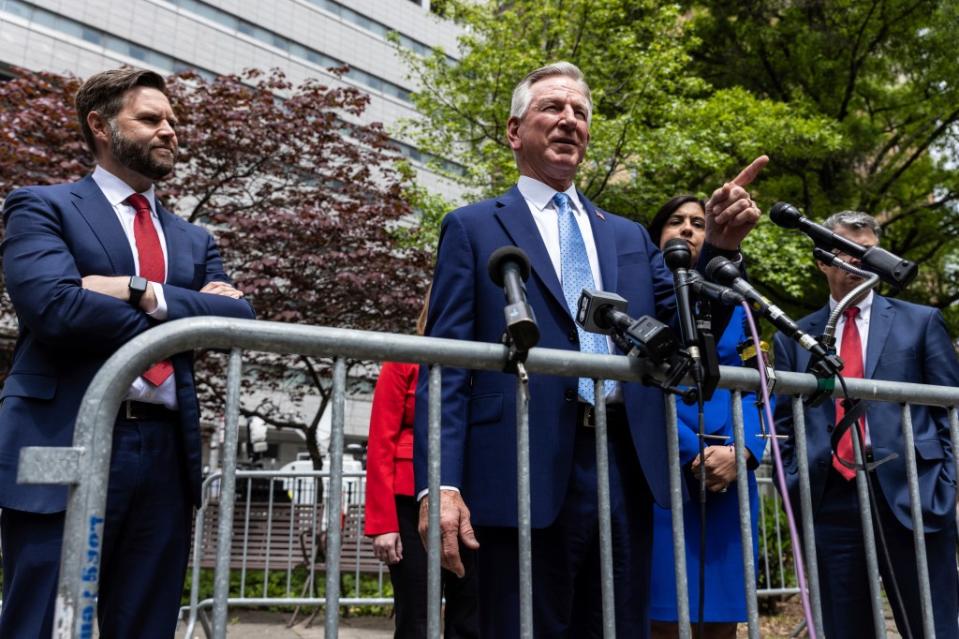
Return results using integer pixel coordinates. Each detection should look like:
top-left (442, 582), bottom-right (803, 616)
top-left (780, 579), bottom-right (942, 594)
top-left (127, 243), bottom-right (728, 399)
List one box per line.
top-left (834, 374), bottom-right (915, 639)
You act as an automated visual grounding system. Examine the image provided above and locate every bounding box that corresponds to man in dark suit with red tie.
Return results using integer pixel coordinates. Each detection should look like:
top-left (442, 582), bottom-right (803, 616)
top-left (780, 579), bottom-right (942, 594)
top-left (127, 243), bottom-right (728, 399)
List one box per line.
top-left (774, 211), bottom-right (959, 638)
top-left (0, 68), bottom-right (255, 638)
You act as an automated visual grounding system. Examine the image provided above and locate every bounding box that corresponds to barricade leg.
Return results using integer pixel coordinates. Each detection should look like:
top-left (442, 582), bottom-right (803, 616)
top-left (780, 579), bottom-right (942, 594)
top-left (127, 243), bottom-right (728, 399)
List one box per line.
top-left (731, 391), bottom-right (759, 639)
top-left (664, 395), bottom-right (691, 639)
top-left (791, 396), bottom-right (825, 637)
top-left (263, 475), bottom-right (277, 595)
top-left (323, 358), bottom-right (347, 637)
top-left (851, 420), bottom-right (888, 638)
top-left (593, 383), bottom-right (616, 639)
top-left (950, 408), bottom-right (959, 534)
top-left (240, 478), bottom-right (253, 594)
top-left (899, 403), bottom-right (936, 638)
top-left (427, 365), bottom-right (443, 639)
top-left (517, 373), bottom-right (533, 639)
top-left (183, 477), bottom-right (216, 638)
top-left (213, 348), bottom-right (243, 638)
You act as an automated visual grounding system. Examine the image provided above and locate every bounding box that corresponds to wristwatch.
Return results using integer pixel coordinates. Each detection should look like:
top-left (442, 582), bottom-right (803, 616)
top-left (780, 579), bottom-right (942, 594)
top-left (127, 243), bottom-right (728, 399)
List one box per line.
top-left (128, 276), bottom-right (148, 307)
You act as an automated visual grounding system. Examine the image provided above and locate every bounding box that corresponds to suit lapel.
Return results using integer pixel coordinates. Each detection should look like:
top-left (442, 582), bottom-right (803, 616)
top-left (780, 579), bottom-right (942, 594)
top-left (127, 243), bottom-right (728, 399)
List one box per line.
top-left (580, 192), bottom-right (616, 292)
top-left (70, 175), bottom-right (135, 275)
top-left (493, 187), bottom-right (570, 316)
top-left (157, 203), bottom-right (193, 288)
top-left (865, 295), bottom-right (894, 378)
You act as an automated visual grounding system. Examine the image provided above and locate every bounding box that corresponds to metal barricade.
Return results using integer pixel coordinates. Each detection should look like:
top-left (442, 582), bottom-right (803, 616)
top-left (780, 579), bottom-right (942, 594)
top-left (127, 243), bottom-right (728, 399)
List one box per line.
top-left (180, 469), bottom-right (391, 637)
top-left (15, 316), bottom-right (959, 639)
top-left (176, 468), bottom-right (797, 637)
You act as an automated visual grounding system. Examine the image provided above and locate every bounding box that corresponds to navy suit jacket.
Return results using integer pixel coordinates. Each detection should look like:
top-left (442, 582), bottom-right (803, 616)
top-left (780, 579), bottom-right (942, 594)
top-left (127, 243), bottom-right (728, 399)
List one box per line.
top-left (0, 175), bottom-right (255, 514)
top-left (413, 186), bottom-right (682, 529)
top-left (774, 295), bottom-right (959, 532)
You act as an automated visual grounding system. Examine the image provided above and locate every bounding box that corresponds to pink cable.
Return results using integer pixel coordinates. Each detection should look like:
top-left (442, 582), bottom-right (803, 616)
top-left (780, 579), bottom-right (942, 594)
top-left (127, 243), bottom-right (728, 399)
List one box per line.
top-left (741, 301), bottom-right (818, 639)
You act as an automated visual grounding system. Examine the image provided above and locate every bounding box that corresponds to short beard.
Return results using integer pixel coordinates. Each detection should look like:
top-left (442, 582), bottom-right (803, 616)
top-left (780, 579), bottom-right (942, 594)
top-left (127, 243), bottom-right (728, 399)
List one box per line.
top-left (108, 122), bottom-right (176, 181)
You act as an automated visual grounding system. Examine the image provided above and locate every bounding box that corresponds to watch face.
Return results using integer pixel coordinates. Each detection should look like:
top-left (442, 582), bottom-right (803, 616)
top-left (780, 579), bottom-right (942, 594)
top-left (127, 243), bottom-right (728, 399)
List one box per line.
top-left (130, 276), bottom-right (148, 292)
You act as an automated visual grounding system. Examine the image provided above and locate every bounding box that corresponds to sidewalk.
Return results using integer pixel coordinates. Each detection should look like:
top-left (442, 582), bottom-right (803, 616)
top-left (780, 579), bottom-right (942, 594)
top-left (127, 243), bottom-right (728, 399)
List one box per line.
top-left (178, 604), bottom-right (905, 638)
top-left (176, 610), bottom-right (393, 638)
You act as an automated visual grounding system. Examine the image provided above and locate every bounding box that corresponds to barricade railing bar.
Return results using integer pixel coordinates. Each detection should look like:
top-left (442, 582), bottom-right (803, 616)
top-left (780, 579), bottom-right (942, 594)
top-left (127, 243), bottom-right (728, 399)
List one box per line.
top-left (15, 316), bottom-right (959, 639)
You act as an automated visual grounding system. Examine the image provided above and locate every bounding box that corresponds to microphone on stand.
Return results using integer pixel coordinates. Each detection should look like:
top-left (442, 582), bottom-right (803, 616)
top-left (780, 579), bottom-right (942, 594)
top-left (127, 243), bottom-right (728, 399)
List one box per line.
top-left (705, 256), bottom-right (839, 374)
top-left (488, 246), bottom-right (539, 354)
top-left (769, 202), bottom-right (917, 288)
top-left (662, 239), bottom-right (703, 386)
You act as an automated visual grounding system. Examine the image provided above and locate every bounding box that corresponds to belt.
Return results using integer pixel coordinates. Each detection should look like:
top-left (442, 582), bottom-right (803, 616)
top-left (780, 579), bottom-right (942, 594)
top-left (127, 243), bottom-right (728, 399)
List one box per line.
top-left (577, 402), bottom-right (627, 428)
top-left (118, 400), bottom-right (177, 421)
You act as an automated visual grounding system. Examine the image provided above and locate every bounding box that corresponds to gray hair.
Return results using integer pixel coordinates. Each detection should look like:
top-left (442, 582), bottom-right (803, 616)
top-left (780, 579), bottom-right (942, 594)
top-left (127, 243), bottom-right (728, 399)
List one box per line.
top-left (822, 210), bottom-right (882, 239)
top-left (509, 61), bottom-right (593, 124)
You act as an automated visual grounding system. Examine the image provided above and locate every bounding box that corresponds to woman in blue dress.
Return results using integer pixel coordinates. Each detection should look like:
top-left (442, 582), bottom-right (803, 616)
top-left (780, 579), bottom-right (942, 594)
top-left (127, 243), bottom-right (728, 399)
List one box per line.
top-left (647, 195), bottom-right (769, 639)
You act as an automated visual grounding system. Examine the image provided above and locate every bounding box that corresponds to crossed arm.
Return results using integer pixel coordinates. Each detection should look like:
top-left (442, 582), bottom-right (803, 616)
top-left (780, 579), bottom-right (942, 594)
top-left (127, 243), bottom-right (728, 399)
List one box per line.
top-left (2, 187), bottom-right (253, 353)
top-left (81, 274), bottom-right (244, 308)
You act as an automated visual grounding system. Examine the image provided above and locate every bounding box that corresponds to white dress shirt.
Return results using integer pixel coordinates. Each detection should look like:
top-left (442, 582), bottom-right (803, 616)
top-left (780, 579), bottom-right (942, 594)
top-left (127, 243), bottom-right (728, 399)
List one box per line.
top-left (828, 290), bottom-right (873, 445)
top-left (91, 165), bottom-right (177, 409)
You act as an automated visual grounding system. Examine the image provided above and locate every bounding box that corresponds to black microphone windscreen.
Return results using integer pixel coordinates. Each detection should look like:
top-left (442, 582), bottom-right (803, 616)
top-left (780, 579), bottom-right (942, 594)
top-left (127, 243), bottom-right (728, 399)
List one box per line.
top-left (661, 238), bottom-right (692, 271)
top-left (487, 246), bottom-right (531, 287)
top-left (705, 256), bottom-right (740, 286)
top-left (769, 202), bottom-right (802, 229)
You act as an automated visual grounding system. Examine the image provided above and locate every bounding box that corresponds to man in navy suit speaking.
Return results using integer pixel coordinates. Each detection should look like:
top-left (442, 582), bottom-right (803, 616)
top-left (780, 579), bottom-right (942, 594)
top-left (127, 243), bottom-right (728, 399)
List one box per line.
top-left (774, 211), bottom-right (959, 638)
top-left (0, 68), bottom-right (255, 638)
top-left (413, 61), bottom-right (767, 637)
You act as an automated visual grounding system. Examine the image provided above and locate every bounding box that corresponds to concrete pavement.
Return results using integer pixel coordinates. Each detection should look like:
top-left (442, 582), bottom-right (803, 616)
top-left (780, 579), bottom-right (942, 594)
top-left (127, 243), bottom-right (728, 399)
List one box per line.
top-left (176, 610), bottom-right (394, 638)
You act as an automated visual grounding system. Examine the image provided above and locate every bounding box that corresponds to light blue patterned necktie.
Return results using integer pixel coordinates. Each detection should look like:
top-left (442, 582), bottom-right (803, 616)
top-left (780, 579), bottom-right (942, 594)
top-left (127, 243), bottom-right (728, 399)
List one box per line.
top-left (553, 192), bottom-right (614, 404)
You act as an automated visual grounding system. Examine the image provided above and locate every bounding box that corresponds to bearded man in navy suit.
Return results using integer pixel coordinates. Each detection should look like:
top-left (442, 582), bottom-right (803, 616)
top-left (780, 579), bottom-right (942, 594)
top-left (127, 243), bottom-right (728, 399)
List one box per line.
top-left (0, 68), bottom-right (255, 638)
top-left (413, 61), bottom-right (767, 638)
top-left (774, 211), bottom-right (959, 639)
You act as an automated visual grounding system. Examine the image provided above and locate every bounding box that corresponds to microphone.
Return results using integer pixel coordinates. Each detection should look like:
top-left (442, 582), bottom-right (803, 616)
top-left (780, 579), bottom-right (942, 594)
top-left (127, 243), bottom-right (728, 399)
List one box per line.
top-left (705, 256), bottom-right (832, 363)
top-left (576, 289), bottom-right (679, 363)
top-left (769, 202), bottom-right (917, 288)
top-left (488, 246), bottom-right (539, 353)
top-left (661, 239), bottom-right (701, 380)
top-left (687, 271), bottom-right (745, 306)
top-left (578, 289), bottom-right (700, 403)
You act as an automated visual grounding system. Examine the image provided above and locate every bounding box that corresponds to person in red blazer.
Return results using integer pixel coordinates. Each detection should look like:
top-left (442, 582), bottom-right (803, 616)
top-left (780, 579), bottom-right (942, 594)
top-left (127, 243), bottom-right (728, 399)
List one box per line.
top-left (364, 299), bottom-right (479, 638)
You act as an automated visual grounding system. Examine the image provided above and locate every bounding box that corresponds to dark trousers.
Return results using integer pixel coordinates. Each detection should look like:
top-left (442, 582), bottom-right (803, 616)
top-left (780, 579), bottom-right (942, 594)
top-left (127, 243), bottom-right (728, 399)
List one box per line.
top-left (474, 419), bottom-right (653, 638)
top-left (389, 495), bottom-right (479, 638)
top-left (815, 467), bottom-right (959, 639)
top-left (0, 417), bottom-right (193, 639)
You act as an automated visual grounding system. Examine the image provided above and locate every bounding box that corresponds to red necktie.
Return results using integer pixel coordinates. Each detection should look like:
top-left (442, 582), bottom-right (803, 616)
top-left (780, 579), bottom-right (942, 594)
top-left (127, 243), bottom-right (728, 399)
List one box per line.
top-left (127, 194), bottom-right (174, 386)
top-left (833, 306), bottom-right (865, 479)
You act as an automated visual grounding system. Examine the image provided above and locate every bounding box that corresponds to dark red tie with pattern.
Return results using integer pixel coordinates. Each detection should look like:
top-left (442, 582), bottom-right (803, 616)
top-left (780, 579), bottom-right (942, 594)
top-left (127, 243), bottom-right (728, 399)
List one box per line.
top-left (833, 306), bottom-right (864, 479)
top-left (127, 193), bottom-right (174, 386)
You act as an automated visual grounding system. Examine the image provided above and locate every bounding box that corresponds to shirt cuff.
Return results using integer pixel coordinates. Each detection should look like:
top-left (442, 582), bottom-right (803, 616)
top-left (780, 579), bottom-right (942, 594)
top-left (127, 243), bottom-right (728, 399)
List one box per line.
top-left (147, 283), bottom-right (168, 320)
top-left (706, 243), bottom-right (743, 264)
top-left (416, 485), bottom-right (460, 502)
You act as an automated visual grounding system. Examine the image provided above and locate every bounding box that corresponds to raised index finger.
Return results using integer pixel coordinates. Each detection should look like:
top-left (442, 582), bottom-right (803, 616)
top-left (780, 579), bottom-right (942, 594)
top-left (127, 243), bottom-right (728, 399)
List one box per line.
top-left (731, 155), bottom-right (769, 187)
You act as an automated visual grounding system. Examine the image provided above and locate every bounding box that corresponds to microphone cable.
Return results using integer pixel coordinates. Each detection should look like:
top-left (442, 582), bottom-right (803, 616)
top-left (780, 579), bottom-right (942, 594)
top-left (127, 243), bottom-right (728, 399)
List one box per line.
top-left (740, 301), bottom-right (818, 639)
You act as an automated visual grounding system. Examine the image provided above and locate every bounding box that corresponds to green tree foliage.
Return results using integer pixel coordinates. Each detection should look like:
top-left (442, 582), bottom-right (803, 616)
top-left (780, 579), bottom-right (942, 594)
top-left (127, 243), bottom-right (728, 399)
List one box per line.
top-left (686, 0), bottom-right (959, 318)
top-left (397, 1), bottom-right (838, 224)
top-left (399, 0), bottom-right (959, 325)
